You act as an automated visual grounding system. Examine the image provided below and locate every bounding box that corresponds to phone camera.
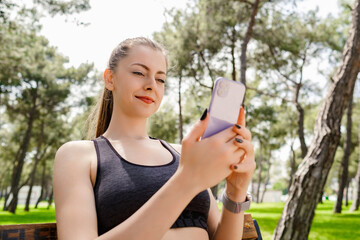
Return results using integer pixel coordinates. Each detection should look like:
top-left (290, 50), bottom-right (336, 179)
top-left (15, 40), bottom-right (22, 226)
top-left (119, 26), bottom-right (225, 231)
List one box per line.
top-left (217, 80), bottom-right (229, 97)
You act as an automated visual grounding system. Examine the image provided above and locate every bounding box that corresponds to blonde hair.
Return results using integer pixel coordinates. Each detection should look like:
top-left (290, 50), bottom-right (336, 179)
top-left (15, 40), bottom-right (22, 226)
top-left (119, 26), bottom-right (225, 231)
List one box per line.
top-left (86, 37), bottom-right (168, 139)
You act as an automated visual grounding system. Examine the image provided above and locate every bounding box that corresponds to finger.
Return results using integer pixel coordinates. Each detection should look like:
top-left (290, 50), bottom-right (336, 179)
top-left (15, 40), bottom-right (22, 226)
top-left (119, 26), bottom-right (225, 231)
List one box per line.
top-left (236, 107), bottom-right (246, 128)
top-left (211, 126), bottom-right (237, 143)
top-left (231, 158), bottom-right (256, 173)
top-left (232, 124), bottom-right (252, 141)
top-left (182, 109), bottom-right (209, 143)
top-left (224, 134), bottom-right (244, 153)
top-left (232, 138), bottom-right (256, 172)
top-left (233, 137), bottom-right (254, 157)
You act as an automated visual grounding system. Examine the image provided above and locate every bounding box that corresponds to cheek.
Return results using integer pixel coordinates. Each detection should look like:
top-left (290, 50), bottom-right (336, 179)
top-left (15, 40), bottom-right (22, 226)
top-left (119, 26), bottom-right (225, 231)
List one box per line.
top-left (158, 88), bottom-right (165, 101)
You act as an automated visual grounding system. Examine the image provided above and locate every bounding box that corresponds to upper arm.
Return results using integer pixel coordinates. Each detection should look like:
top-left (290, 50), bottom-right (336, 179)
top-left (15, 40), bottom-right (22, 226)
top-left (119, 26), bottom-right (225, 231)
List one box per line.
top-left (53, 141), bottom-right (98, 240)
top-left (207, 189), bottom-right (221, 238)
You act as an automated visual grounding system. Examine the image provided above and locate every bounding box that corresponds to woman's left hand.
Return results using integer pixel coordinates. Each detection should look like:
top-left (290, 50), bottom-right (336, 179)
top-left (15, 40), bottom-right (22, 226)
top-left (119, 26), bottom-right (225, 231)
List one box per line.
top-left (225, 107), bottom-right (256, 201)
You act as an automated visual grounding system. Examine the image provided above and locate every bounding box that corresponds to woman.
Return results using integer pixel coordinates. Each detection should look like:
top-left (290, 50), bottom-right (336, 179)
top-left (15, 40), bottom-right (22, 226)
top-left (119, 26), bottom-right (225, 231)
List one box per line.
top-left (53, 37), bottom-right (256, 240)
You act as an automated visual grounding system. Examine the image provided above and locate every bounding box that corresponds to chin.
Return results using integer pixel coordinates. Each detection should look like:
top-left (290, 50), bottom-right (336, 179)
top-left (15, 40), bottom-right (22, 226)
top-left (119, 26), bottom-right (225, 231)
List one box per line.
top-left (134, 108), bottom-right (158, 119)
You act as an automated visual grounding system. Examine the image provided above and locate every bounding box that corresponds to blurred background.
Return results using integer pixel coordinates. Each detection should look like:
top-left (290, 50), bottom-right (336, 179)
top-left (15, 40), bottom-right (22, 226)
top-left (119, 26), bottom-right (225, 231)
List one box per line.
top-left (0, 0), bottom-right (359, 239)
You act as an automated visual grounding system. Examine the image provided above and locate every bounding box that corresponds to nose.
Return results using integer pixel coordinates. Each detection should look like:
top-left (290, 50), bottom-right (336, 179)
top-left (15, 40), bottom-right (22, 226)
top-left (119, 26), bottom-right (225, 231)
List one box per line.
top-left (144, 75), bottom-right (156, 90)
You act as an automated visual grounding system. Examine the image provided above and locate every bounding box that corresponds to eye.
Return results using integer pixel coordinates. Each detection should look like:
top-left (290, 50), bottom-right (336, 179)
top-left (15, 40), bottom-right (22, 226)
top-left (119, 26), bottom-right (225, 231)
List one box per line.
top-left (157, 78), bottom-right (165, 84)
top-left (133, 71), bottom-right (144, 76)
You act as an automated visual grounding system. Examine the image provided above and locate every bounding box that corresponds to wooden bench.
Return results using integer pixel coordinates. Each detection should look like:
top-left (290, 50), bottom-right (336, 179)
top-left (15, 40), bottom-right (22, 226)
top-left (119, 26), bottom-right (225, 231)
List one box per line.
top-left (0, 222), bottom-right (57, 240)
top-left (0, 214), bottom-right (262, 240)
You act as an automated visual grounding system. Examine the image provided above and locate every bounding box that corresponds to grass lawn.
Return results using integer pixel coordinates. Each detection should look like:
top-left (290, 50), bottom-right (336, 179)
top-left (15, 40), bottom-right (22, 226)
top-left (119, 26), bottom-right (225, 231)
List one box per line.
top-left (1, 200), bottom-right (359, 240)
top-left (247, 201), bottom-right (360, 240)
top-left (0, 201), bottom-right (56, 225)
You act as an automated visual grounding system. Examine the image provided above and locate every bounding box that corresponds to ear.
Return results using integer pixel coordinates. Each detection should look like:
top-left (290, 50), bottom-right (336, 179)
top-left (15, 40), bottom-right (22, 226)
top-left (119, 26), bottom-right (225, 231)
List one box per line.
top-left (104, 69), bottom-right (115, 91)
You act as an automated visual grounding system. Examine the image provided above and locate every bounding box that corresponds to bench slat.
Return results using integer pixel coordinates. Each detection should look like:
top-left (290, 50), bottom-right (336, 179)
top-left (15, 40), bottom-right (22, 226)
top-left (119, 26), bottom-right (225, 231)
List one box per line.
top-left (0, 223), bottom-right (57, 240)
top-left (0, 213), bottom-right (259, 240)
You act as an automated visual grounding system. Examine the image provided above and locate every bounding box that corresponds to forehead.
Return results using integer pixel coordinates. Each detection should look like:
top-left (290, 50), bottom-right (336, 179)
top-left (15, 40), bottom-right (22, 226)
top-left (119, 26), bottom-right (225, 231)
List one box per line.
top-left (122, 45), bottom-right (167, 72)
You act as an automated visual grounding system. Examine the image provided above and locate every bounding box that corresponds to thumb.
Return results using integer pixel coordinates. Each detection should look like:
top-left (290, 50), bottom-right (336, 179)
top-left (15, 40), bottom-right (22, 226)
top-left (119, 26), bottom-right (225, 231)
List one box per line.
top-left (236, 106), bottom-right (246, 127)
top-left (184, 109), bottom-right (209, 142)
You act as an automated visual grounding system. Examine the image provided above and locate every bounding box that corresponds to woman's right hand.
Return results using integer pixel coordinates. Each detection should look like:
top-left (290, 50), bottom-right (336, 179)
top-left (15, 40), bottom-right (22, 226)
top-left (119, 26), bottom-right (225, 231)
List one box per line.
top-left (178, 111), bottom-right (243, 191)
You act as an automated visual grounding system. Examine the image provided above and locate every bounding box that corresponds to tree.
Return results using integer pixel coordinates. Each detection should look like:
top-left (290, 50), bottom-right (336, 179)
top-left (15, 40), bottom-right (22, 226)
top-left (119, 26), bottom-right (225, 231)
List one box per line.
top-left (246, 101), bottom-right (286, 202)
top-left (0, 0), bottom-right (90, 94)
top-left (250, 8), bottom-right (342, 159)
top-left (0, 0), bottom-right (92, 213)
top-left (334, 87), bottom-right (354, 213)
top-left (155, 0), bottom-right (271, 197)
top-left (148, 101), bottom-right (178, 143)
top-left (2, 32), bottom-right (92, 213)
top-left (350, 119), bottom-right (360, 211)
top-left (273, 0), bottom-right (360, 239)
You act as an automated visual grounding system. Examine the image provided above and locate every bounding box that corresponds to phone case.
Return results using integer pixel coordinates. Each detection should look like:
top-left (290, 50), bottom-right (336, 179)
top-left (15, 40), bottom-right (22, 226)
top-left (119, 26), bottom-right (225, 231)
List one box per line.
top-left (202, 77), bottom-right (246, 139)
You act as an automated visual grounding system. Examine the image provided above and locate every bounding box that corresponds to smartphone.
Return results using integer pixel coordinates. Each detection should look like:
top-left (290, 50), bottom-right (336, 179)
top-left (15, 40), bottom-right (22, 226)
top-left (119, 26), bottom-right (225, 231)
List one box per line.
top-left (202, 77), bottom-right (246, 139)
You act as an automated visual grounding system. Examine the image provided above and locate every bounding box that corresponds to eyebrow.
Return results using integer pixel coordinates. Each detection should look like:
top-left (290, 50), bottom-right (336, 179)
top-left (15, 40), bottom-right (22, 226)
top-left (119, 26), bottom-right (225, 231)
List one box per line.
top-left (131, 63), bottom-right (166, 75)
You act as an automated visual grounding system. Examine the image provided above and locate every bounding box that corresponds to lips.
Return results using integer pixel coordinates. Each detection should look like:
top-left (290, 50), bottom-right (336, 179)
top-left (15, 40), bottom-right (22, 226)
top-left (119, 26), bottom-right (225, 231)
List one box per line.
top-left (136, 96), bottom-right (154, 104)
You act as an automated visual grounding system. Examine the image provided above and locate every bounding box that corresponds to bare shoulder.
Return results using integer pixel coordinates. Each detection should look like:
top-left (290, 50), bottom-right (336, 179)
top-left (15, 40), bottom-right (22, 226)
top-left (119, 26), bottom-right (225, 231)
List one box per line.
top-left (169, 143), bottom-right (182, 154)
top-left (54, 140), bottom-right (96, 168)
top-left (54, 140), bottom-right (99, 239)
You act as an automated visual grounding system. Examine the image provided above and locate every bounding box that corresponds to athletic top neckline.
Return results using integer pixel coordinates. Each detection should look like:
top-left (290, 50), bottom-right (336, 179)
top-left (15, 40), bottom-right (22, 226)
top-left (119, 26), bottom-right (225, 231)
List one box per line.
top-left (100, 135), bottom-right (176, 168)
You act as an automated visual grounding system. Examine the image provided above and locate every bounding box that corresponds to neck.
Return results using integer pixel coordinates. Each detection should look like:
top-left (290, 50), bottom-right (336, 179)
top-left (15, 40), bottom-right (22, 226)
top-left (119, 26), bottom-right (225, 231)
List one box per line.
top-left (102, 108), bottom-right (149, 141)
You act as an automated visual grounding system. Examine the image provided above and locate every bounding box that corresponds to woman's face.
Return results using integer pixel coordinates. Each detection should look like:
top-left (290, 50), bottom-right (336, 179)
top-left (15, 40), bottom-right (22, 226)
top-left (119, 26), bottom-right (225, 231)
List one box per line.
top-left (109, 45), bottom-right (167, 118)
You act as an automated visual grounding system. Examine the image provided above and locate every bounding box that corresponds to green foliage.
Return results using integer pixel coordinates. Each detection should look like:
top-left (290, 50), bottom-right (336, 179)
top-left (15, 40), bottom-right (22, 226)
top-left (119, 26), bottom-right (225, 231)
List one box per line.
top-left (34, 0), bottom-right (90, 17)
top-left (148, 101), bottom-right (178, 143)
top-left (0, 0), bottom-right (93, 212)
top-left (272, 178), bottom-right (289, 194)
top-left (154, 0), bottom-right (358, 199)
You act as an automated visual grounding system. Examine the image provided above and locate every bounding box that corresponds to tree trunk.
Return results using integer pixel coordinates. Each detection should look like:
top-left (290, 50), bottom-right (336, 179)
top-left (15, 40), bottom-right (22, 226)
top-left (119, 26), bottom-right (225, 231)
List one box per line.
top-left (25, 120), bottom-right (45, 211)
top-left (256, 144), bottom-right (263, 203)
top-left (288, 143), bottom-right (297, 192)
top-left (47, 188), bottom-right (53, 209)
top-left (230, 27), bottom-right (237, 81)
top-left (178, 74), bottom-right (183, 142)
top-left (7, 88), bottom-right (38, 213)
top-left (24, 185), bottom-right (33, 211)
top-left (334, 90), bottom-right (353, 213)
top-left (260, 162), bottom-right (271, 203)
top-left (296, 102), bottom-right (308, 158)
top-left (345, 178), bottom-right (350, 206)
top-left (273, 1), bottom-right (360, 239)
top-left (240, 0), bottom-right (260, 86)
top-left (251, 180), bottom-right (255, 199)
top-left (35, 159), bottom-right (47, 209)
top-left (350, 121), bottom-right (360, 212)
top-left (2, 189), bottom-right (10, 211)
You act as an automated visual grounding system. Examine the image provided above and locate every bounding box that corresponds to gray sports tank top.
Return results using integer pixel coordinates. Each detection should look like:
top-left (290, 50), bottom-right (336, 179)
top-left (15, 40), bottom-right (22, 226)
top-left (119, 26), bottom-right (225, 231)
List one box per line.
top-left (92, 136), bottom-right (210, 235)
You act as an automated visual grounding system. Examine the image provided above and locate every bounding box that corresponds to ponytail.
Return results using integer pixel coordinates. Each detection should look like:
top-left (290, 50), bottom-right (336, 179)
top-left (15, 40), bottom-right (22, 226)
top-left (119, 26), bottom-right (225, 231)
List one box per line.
top-left (86, 88), bottom-right (113, 139)
top-left (95, 88), bottom-right (113, 138)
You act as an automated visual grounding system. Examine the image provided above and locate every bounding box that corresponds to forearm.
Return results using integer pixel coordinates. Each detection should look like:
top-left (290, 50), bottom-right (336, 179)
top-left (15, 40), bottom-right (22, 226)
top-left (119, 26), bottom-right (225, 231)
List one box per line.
top-left (212, 188), bottom-right (248, 240)
top-left (97, 169), bottom-right (200, 240)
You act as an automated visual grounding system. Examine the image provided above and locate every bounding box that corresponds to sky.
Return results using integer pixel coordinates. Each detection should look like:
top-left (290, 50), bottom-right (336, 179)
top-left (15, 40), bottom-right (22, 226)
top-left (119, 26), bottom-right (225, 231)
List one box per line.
top-left (39, 0), bottom-right (188, 70)
top-left (39, 0), bottom-right (340, 71)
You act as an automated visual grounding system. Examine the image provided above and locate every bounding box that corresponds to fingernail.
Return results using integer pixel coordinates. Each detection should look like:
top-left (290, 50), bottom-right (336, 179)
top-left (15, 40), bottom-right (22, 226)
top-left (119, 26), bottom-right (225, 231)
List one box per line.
top-left (200, 108), bottom-right (208, 121)
top-left (235, 138), bottom-right (243, 143)
top-left (235, 124), bottom-right (241, 129)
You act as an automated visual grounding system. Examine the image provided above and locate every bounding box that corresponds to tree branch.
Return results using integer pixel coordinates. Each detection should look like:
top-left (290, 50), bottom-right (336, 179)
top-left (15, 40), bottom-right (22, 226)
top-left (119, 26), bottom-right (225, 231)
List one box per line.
top-left (240, 0), bottom-right (261, 85)
top-left (198, 50), bottom-right (215, 83)
top-left (247, 86), bottom-right (291, 102)
top-left (190, 67), bottom-right (212, 90)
